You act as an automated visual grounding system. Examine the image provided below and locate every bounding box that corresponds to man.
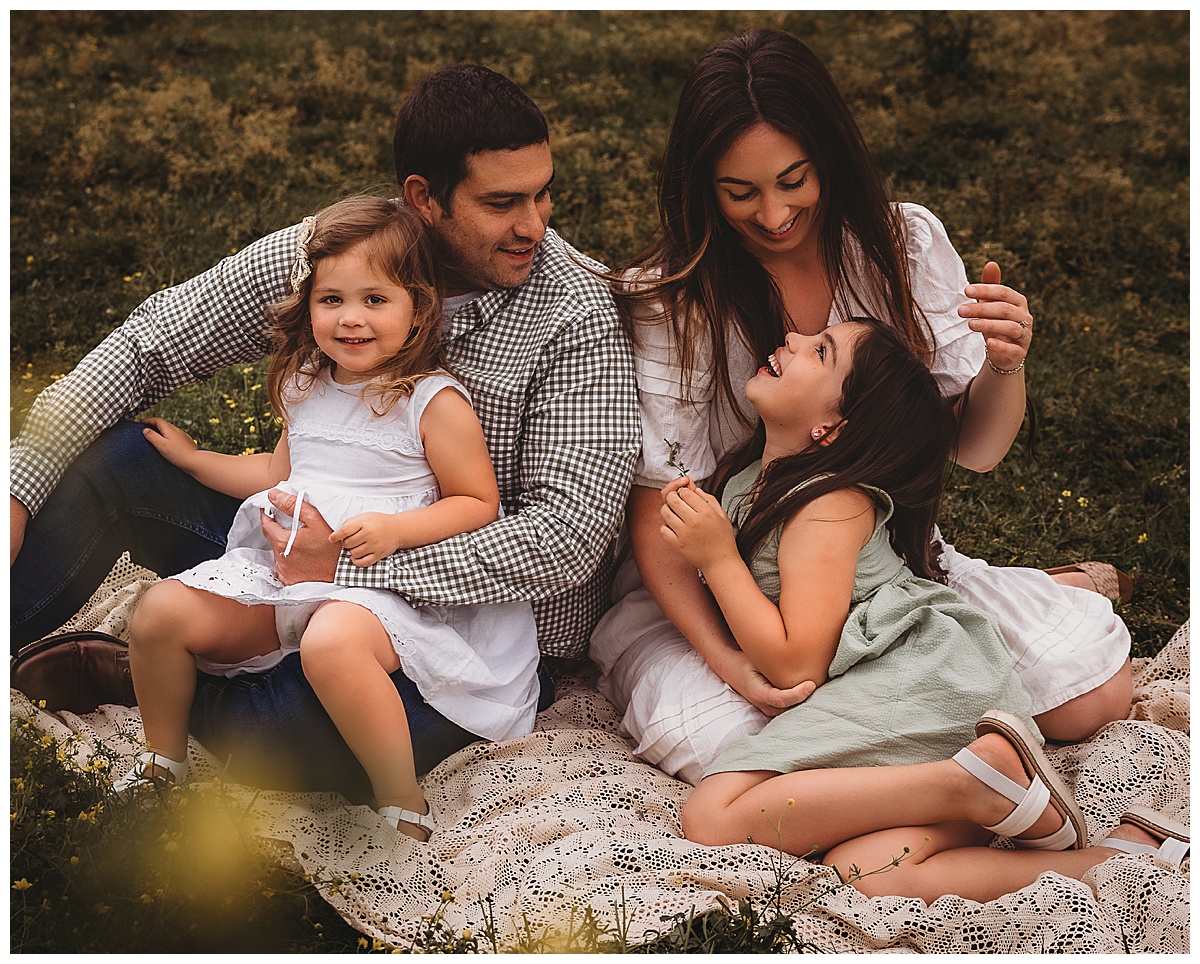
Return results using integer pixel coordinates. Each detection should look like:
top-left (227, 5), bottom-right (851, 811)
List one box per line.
top-left (10, 64), bottom-right (640, 792)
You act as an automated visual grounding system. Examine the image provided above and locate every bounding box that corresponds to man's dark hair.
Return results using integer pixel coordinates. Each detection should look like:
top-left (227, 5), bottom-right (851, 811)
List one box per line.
top-left (393, 64), bottom-right (549, 210)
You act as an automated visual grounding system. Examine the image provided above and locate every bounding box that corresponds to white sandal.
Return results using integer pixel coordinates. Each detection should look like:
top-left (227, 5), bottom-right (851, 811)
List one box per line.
top-left (377, 804), bottom-right (436, 840)
top-left (1099, 806), bottom-right (1190, 872)
top-left (111, 750), bottom-right (188, 799)
top-left (952, 709), bottom-right (1087, 851)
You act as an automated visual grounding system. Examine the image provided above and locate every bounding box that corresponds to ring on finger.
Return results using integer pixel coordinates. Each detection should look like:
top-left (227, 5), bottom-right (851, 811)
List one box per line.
top-left (1018, 319), bottom-right (1030, 331)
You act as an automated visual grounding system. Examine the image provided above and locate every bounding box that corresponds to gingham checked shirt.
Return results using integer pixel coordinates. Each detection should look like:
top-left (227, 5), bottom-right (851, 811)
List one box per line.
top-left (11, 224), bottom-right (640, 659)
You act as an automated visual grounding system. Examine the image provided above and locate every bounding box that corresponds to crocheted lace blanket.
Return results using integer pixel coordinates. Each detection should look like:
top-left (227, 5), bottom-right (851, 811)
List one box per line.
top-left (16, 557), bottom-right (1190, 953)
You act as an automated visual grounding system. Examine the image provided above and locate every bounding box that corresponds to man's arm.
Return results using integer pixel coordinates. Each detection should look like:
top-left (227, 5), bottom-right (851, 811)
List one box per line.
top-left (333, 304), bottom-right (639, 605)
top-left (10, 225), bottom-right (298, 525)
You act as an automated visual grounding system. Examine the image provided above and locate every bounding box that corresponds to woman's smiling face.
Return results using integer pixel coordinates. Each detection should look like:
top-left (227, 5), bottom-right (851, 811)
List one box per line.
top-left (713, 123), bottom-right (822, 264)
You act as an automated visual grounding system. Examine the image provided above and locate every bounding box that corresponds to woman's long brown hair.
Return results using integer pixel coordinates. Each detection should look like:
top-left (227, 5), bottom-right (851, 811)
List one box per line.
top-left (619, 28), bottom-right (933, 432)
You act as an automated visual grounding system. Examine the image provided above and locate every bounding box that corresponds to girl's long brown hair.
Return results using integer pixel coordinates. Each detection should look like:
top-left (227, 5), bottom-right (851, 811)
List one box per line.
top-left (266, 196), bottom-right (444, 419)
top-left (620, 28), bottom-right (933, 431)
top-left (724, 320), bottom-right (956, 582)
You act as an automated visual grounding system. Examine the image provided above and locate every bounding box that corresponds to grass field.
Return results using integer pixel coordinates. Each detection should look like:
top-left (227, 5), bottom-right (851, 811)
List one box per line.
top-left (9, 9), bottom-right (1190, 952)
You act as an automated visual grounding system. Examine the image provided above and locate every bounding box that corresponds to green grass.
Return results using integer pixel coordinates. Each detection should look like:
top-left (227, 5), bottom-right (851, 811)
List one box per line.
top-left (9, 9), bottom-right (1190, 952)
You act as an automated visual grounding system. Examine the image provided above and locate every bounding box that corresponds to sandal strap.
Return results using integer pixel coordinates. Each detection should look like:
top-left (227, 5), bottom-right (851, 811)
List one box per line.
top-left (1158, 837), bottom-right (1191, 870)
top-left (113, 750), bottom-right (188, 792)
top-left (953, 747), bottom-right (1047, 836)
top-left (378, 805), bottom-right (435, 836)
top-left (952, 747), bottom-right (1075, 850)
top-left (1101, 835), bottom-right (1190, 872)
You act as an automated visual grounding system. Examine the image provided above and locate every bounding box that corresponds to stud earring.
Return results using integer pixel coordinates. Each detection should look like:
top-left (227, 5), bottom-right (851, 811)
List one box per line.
top-left (812, 428), bottom-right (822, 438)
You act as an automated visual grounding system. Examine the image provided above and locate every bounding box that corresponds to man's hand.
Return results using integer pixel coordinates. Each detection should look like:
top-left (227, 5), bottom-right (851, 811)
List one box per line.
top-left (260, 488), bottom-right (339, 585)
top-left (11, 495), bottom-right (29, 566)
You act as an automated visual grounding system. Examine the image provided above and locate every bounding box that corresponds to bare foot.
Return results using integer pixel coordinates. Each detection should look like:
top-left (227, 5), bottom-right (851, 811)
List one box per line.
top-left (960, 733), bottom-right (1066, 842)
top-left (1049, 570), bottom-right (1094, 592)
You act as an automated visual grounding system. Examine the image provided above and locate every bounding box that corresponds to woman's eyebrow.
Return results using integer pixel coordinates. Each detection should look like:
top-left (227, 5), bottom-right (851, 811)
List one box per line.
top-left (715, 159), bottom-right (811, 185)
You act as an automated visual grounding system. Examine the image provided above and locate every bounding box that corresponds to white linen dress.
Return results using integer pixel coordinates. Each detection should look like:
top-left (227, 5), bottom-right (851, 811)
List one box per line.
top-left (589, 203), bottom-right (1130, 785)
top-left (174, 367), bottom-right (541, 743)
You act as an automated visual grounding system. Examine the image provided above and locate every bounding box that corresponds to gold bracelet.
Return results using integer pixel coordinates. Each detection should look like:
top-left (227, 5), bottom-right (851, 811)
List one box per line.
top-left (985, 348), bottom-right (1025, 375)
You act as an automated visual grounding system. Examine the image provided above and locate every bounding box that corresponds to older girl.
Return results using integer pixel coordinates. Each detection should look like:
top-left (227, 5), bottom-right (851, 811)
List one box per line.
top-left (670, 319), bottom-right (1186, 901)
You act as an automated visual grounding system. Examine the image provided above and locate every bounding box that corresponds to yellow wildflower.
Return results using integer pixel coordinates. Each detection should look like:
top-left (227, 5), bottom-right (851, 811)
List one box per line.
top-left (12, 879), bottom-right (33, 891)
top-left (1138, 533), bottom-right (1148, 544)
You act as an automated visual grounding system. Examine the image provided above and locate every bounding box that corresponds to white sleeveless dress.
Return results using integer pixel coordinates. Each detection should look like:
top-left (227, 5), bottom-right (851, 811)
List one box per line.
top-left (173, 368), bottom-right (540, 743)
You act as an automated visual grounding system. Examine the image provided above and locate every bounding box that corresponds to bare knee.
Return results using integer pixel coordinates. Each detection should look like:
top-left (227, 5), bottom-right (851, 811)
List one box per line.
top-left (131, 579), bottom-right (194, 648)
top-left (1036, 659), bottom-right (1133, 743)
top-left (298, 608), bottom-right (344, 679)
top-left (682, 782), bottom-right (746, 847)
top-left (299, 601), bottom-right (392, 682)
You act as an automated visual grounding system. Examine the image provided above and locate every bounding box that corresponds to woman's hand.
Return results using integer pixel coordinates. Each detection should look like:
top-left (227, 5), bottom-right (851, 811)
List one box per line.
top-left (659, 476), bottom-right (738, 572)
top-left (330, 512), bottom-right (402, 568)
top-left (725, 653), bottom-right (819, 717)
top-left (140, 417), bottom-right (200, 470)
top-left (958, 261), bottom-right (1033, 373)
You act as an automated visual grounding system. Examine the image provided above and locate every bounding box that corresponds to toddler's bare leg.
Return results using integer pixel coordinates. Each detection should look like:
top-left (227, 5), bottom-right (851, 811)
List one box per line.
top-left (130, 579), bottom-right (280, 762)
top-left (1034, 659), bottom-right (1133, 743)
top-left (823, 819), bottom-right (1161, 903)
top-left (299, 601), bottom-right (428, 839)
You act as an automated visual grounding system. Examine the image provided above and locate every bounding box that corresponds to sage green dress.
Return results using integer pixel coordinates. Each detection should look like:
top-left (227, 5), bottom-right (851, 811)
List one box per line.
top-left (707, 463), bottom-right (1039, 777)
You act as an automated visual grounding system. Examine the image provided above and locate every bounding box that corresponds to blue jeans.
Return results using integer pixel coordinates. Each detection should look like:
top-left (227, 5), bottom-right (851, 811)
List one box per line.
top-left (12, 420), bottom-right (552, 796)
top-left (12, 421), bottom-right (242, 650)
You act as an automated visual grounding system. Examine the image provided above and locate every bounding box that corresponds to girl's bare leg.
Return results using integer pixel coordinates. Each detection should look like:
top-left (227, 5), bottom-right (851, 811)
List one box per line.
top-left (683, 733), bottom-right (1068, 856)
top-left (299, 601), bottom-right (428, 839)
top-left (823, 820), bottom-right (1163, 903)
top-left (1034, 659), bottom-right (1133, 743)
top-left (129, 579), bottom-right (280, 762)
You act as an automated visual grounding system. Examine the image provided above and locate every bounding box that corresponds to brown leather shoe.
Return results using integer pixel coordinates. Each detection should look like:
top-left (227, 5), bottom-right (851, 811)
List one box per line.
top-left (10, 631), bottom-right (137, 713)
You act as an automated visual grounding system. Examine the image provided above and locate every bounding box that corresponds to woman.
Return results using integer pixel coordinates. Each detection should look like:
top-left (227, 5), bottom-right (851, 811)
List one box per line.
top-left (590, 28), bottom-right (1132, 786)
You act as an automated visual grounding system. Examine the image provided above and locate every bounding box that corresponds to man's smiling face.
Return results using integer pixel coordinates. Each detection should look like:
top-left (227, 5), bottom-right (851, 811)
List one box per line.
top-left (427, 141), bottom-right (554, 294)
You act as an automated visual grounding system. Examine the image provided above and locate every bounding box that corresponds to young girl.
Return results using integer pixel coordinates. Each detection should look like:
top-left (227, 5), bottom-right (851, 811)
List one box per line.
top-left (672, 319), bottom-right (1187, 901)
top-left (113, 197), bottom-right (540, 840)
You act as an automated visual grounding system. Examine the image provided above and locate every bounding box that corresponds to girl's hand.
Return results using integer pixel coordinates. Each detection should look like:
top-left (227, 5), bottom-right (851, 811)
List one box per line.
top-left (330, 512), bottom-right (402, 568)
top-left (141, 417), bottom-right (200, 469)
top-left (659, 476), bottom-right (737, 571)
top-left (958, 261), bottom-right (1033, 373)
